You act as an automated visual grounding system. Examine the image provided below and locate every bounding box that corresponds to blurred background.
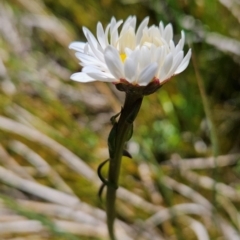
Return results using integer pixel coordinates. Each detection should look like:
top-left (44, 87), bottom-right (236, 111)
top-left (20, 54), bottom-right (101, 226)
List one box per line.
top-left (0, 0), bottom-right (240, 239)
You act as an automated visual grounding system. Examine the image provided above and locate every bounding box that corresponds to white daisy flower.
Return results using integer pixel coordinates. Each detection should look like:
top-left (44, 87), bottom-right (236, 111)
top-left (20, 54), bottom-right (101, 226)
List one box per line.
top-left (69, 16), bottom-right (191, 92)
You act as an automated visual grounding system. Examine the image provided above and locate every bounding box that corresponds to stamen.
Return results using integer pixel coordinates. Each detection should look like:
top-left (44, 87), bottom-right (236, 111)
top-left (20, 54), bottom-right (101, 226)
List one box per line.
top-left (120, 53), bottom-right (127, 62)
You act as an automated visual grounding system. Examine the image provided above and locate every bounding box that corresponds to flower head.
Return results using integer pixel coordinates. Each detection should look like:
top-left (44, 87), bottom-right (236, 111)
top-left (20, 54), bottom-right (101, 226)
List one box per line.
top-left (69, 16), bottom-right (191, 93)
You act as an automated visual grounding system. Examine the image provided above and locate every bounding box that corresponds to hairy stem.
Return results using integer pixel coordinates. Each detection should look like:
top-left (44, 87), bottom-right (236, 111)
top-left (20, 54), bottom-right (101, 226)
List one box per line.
top-left (106, 93), bottom-right (143, 240)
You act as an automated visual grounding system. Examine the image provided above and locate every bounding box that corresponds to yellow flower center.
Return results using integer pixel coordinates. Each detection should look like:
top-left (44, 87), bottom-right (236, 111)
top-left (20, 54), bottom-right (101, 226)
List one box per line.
top-left (120, 53), bottom-right (127, 63)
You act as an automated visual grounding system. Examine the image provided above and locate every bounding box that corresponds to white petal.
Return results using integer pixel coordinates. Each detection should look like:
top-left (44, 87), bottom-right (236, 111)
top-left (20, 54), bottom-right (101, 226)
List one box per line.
top-left (109, 17), bottom-right (118, 45)
top-left (129, 49), bottom-right (140, 62)
top-left (82, 66), bottom-right (105, 73)
top-left (105, 24), bottom-right (110, 45)
top-left (125, 48), bottom-right (133, 56)
top-left (169, 40), bottom-right (175, 52)
top-left (159, 21), bottom-right (164, 35)
top-left (170, 51), bottom-right (184, 73)
top-left (164, 24), bottom-right (173, 42)
top-left (159, 53), bottom-right (173, 81)
top-left (138, 62), bottom-right (158, 86)
top-left (163, 53), bottom-right (173, 74)
top-left (82, 65), bottom-right (116, 81)
top-left (136, 17), bottom-right (149, 44)
top-left (124, 57), bottom-right (137, 83)
top-left (175, 49), bottom-right (192, 74)
top-left (178, 31), bottom-right (185, 50)
top-left (82, 27), bottom-right (98, 47)
top-left (172, 31), bottom-right (185, 55)
top-left (85, 33), bottom-right (104, 61)
top-left (70, 72), bottom-right (95, 82)
top-left (139, 46), bottom-right (151, 69)
top-left (69, 42), bottom-right (86, 52)
top-left (121, 16), bottom-right (136, 36)
top-left (87, 72), bottom-right (116, 82)
top-left (110, 17), bottom-right (117, 32)
top-left (75, 52), bottom-right (106, 68)
top-left (163, 51), bottom-right (184, 81)
top-left (156, 46), bottom-right (166, 67)
top-left (118, 28), bottom-right (136, 51)
top-left (97, 22), bottom-right (107, 49)
top-left (82, 65), bottom-right (113, 77)
top-left (104, 46), bottom-right (124, 79)
top-left (129, 16), bottom-right (136, 29)
top-left (82, 27), bottom-right (104, 61)
top-left (75, 52), bottom-right (94, 62)
top-left (111, 20), bottom-right (123, 46)
top-left (150, 45), bottom-right (157, 61)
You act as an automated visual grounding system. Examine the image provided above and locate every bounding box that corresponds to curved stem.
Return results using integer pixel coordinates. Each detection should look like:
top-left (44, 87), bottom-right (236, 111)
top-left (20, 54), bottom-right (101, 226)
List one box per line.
top-left (106, 93), bottom-right (143, 240)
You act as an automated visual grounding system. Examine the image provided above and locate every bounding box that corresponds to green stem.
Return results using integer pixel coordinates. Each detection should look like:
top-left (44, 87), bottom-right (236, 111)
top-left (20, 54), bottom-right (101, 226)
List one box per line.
top-left (106, 93), bottom-right (143, 240)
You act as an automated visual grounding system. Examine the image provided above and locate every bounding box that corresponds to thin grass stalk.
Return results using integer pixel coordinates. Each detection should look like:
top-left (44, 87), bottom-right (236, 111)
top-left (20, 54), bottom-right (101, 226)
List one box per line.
top-left (192, 51), bottom-right (220, 225)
